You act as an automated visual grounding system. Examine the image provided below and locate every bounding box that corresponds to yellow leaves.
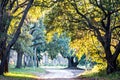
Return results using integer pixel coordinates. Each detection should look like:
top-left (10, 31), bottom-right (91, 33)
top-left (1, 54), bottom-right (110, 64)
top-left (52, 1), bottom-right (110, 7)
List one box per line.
top-left (70, 32), bottom-right (104, 63)
top-left (94, 18), bottom-right (101, 22)
top-left (7, 1), bottom-right (44, 35)
top-left (70, 39), bottom-right (85, 60)
top-left (46, 28), bottom-right (63, 42)
top-left (27, 6), bottom-right (42, 22)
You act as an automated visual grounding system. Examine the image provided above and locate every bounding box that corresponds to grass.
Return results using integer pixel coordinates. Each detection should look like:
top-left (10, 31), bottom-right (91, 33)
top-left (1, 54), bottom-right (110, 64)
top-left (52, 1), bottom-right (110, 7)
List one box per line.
top-left (0, 65), bottom-right (45, 80)
top-left (79, 65), bottom-right (120, 80)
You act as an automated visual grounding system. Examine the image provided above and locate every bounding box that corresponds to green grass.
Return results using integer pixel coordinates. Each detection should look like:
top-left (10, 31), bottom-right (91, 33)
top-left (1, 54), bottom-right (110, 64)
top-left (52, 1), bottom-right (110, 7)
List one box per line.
top-left (9, 65), bottom-right (45, 74)
top-left (0, 65), bottom-right (45, 80)
top-left (79, 66), bottom-right (120, 80)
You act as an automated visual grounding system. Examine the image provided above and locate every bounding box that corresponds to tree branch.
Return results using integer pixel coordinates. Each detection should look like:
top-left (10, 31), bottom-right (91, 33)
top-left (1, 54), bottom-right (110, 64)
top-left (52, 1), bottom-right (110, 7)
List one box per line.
top-left (5, 0), bottom-right (34, 61)
top-left (113, 41), bottom-right (120, 60)
top-left (111, 26), bottom-right (120, 32)
top-left (12, 0), bottom-right (28, 13)
top-left (110, 8), bottom-right (120, 15)
top-left (90, 0), bottom-right (107, 16)
top-left (9, 0), bottom-right (17, 10)
top-left (31, 42), bottom-right (42, 47)
top-left (70, 0), bottom-right (105, 46)
top-left (0, 0), bottom-right (9, 10)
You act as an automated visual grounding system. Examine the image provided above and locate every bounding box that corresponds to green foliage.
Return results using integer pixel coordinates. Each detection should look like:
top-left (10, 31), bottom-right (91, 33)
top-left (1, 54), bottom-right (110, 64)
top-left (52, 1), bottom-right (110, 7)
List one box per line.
top-left (47, 32), bottom-right (74, 59)
top-left (13, 25), bottom-right (33, 55)
top-left (30, 18), bottom-right (47, 60)
top-left (31, 18), bottom-right (47, 51)
top-left (57, 33), bottom-right (72, 58)
top-left (79, 54), bottom-right (95, 66)
top-left (47, 33), bottom-right (60, 59)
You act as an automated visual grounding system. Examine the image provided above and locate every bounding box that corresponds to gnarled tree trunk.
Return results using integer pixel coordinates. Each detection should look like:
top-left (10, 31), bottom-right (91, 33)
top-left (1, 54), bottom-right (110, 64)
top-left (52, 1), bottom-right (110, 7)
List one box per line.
top-left (67, 56), bottom-right (79, 68)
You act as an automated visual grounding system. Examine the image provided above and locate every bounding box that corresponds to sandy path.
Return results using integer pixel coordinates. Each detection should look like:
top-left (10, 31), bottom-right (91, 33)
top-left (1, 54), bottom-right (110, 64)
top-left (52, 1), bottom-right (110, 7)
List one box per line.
top-left (35, 67), bottom-right (84, 80)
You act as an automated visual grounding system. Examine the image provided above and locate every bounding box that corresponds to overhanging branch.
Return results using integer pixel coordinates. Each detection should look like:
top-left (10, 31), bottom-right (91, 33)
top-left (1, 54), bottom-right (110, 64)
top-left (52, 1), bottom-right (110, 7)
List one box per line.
top-left (5, 0), bottom-right (34, 61)
top-left (111, 26), bottom-right (120, 32)
top-left (70, 0), bottom-right (105, 46)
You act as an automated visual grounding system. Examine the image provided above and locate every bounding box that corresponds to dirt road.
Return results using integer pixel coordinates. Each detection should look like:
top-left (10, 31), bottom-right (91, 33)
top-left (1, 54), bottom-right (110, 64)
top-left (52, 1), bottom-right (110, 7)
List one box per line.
top-left (35, 67), bottom-right (84, 80)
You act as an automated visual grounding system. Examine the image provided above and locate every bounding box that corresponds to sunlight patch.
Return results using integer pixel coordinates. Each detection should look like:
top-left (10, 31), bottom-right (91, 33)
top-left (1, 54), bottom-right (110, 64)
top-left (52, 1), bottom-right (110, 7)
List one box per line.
top-left (4, 72), bottom-right (38, 78)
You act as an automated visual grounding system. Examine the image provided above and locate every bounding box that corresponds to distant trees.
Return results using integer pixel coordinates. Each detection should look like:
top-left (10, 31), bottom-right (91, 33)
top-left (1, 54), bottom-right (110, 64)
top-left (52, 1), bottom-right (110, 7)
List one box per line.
top-left (30, 18), bottom-right (47, 67)
top-left (47, 33), bottom-right (79, 68)
top-left (13, 18), bottom-right (47, 68)
top-left (14, 26), bottom-right (33, 68)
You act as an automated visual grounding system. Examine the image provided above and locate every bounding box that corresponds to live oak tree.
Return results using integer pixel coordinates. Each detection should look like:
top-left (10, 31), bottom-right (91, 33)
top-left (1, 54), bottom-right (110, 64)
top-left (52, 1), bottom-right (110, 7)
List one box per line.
top-left (69, 0), bottom-right (120, 74)
top-left (42, 0), bottom-right (120, 74)
top-left (0, 0), bottom-right (34, 75)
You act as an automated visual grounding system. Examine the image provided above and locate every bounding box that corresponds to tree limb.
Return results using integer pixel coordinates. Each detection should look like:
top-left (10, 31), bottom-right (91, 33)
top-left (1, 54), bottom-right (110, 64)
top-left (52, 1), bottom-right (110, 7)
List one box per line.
top-left (70, 0), bottom-right (105, 47)
top-left (113, 41), bottom-right (120, 60)
top-left (5, 0), bottom-right (34, 63)
top-left (9, 0), bottom-right (17, 10)
top-left (12, 0), bottom-right (28, 13)
top-left (31, 42), bottom-right (42, 47)
top-left (111, 26), bottom-right (120, 32)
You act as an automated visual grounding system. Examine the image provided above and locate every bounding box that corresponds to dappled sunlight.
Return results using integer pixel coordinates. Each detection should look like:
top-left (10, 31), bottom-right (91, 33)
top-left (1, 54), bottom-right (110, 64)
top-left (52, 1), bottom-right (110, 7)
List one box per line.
top-left (0, 0), bottom-right (120, 80)
top-left (78, 64), bottom-right (120, 80)
top-left (80, 64), bottom-right (106, 76)
top-left (0, 65), bottom-right (45, 79)
top-left (4, 72), bottom-right (38, 79)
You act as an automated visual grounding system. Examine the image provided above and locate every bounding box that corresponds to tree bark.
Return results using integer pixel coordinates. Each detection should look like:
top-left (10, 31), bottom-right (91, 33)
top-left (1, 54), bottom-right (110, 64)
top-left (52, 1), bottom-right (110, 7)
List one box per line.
top-left (106, 58), bottom-right (117, 74)
top-left (37, 59), bottom-right (39, 67)
top-left (33, 47), bottom-right (37, 67)
top-left (16, 52), bottom-right (23, 68)
top-left (0, 39), bottom-right (8, 73)
top-left (0, 53), bottom-right (8, 74)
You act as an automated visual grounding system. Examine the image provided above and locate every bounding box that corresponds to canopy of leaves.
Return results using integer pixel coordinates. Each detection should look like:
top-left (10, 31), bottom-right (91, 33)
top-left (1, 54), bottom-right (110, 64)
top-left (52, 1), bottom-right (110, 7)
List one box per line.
top-left (70, 32), bottom-right (105, 64)
top-left (13, 25), bottom-right (33, 55)
top-left (47, 32), bottom-right (74, 59)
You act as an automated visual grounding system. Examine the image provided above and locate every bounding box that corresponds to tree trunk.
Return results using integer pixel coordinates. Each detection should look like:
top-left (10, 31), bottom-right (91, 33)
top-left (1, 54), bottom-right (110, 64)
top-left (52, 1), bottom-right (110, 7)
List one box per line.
top-left (0, 41), bottom-right (8, 75)
top-left (0, 55), bottom-right (8, 75)
top-left (23, 54), bottom-right (27, 68)
top-left (27, 56), bottom-right (33, 67)
top-left (16, 52), bottom-right (23, 68)
top-left (106, 58), bottom-right (117, 74)
top-left (67, 57), bottom-right (79, 68)
top-left (0, 59), bottom-right (5, 75)
top-left (33, 47), bottom-right (37, 67)
top-left (0, 0), bottom-right (34, 75)
top-left (37, 59), bottom-right (39, 67)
